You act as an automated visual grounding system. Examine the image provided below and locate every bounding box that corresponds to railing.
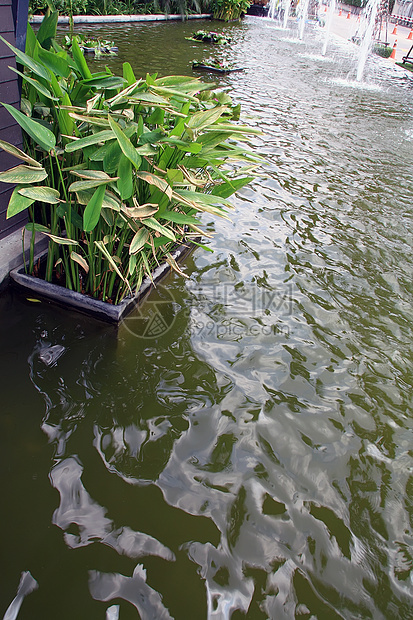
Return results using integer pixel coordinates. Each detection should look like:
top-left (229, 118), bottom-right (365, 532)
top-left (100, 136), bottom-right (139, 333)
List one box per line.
top-left (391, 13), bottom-right (413, 25)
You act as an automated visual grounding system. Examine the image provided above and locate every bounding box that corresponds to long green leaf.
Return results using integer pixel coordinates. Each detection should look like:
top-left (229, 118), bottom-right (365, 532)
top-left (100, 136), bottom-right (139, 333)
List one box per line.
top-left (71, 251), bottom-right (89, 273)
top-left (128, 92), bottom-right (170, 106)
top-left (18, 186), bottom-right (60, 203)
top-left (71, 37), bottom-right (92, 80)
top-left (0, 35), bottom-right (51, 81)
top-left (134, 171), bottom-right (172, 200)
top-left (75, 188), bottom-right (121, 211)
top-left (69, 178), bottom-right (114, 192)
top-left (117, 154), bottom-right (133, 200)
top-left (95, 240), bottom-right (131, 293)
top-left (68, 112), bottom-right (110, 128)
top-left (161, 211), bottom-right (202, 226)
top-left (43, 233), bottom-right (78, 245)
top-left (9, 66), bottom-right (58, 101)
top-left (25, 223), bottom-right (50, 233)
top-left (25, 24), bottom-right (37, 57)
top-left (81, 76), bottom-right (125, 90)
top-left (83, 184), bottom-right (106, 232)
top-left (175, 189), bottom-right (233, 208)
top-left (57, 91), bottom-right (75, 137)
top-left (38, 46), bottom-right (70, 79)
top-left (130, 228), bottom-right (150, 254)
top-left (143, 217), bottom-right (176, 241)
top-left (0, 164), bottom-right (47, 184)
top-left (185, 106), bottom-right (227, 132)
top-left (36, 10), bottom-right (58, 49)
top-left (1, 103), bottom-right (56, 152)
top-left (172, 190), bottom-right (231, 218)
top-left (0, 139), bottom-right (41, 167)
top-left (211, 176), bottom-right (254, 198)
top-left (71, 169), bottom-right (113, 180)
top-left (151, 85), bottom-right (198, 102)
top-left (123, 62), bottom-right (136, 86)
top-left (6, 186), bottom-right (35, 218)
top-left (122, 203), bottom-right (158, 219)
top-left (108, 116), bottom-right (141, 170)
top-left (103, 140), bottom-right (122, 175)
top-left (65, 130), bottom-right (115, 153)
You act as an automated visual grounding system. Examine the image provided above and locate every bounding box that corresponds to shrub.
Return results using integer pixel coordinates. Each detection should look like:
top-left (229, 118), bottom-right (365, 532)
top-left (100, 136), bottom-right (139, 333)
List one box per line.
top-left (211, 0), bottom-right (251, 20)
top-left (0, 11), bottom-right (261, 303)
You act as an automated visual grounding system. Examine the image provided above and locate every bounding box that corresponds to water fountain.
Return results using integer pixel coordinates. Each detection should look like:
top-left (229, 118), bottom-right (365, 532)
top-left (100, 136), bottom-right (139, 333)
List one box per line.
top-left (356, 0), bottom-right (380, 80)
top-left (298, 0), bottom-right (311, 39)
top-left (282, 0), bottom-right (290, 28)
top-left (267, 0), bottom-right (279, 21)
top-left (3, 16), bottom-right (413, 620)
top-left (267, 0), bottom-right (290, 28)
top-left (322, 0), bottom-right (337, 55)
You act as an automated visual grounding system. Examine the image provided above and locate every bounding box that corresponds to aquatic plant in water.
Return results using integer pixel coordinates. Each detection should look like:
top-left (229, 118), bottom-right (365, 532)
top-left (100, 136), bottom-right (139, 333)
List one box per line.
top-left (192, 57), bottom-right (244, 72)
top-left (186, 29), bottom-right (232, 44)
top-left (0, 11), bottom-right (261, 304)
top-left (63, 34), bottom-right (118, 57)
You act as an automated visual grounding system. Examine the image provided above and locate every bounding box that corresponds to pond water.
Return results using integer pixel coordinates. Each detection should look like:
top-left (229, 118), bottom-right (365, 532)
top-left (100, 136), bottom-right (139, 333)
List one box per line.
top-left (1, 16), bottom-right (413, 620)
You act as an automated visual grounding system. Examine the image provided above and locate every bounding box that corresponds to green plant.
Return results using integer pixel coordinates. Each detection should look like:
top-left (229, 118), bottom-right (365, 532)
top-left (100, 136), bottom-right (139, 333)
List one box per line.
top-left (373, 43), bottom-right (393, 58)
top-left (29, 0), bottom-right (207, 15)
top-left (211, 0), bottom-right (250, 21)
top-left (63, 34), bottom-right (118, 56)
top-left (0, 11), bottom-right (260, 304)
top-left (186, 29), bottom-right (232, 44)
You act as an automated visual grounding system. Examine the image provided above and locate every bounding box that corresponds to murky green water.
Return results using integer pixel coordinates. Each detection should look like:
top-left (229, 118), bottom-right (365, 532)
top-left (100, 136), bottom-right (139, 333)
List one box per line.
top-left (1, 17), bottom-right (413, 619)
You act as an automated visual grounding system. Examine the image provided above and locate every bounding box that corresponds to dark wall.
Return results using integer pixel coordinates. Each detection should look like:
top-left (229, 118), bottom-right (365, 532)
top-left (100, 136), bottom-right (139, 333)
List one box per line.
top-left (0, 0), bottom-right (26, 240)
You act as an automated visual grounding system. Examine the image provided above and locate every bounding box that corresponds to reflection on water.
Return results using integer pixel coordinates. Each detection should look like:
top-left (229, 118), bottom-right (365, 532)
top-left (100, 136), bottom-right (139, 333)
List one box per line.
top-left (1, 16), bottom-right (413, 620)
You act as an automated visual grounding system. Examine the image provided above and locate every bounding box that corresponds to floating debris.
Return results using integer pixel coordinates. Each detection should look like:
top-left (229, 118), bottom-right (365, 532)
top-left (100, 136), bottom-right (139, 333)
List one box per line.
top-left (38, 344), bottom-right (66, 367)
top-left (192, 58), bottom-right (244, 74)
top-left (63, 34), bottom-right (118, 57)
top-left (186, 30), bottom-right (232, 45)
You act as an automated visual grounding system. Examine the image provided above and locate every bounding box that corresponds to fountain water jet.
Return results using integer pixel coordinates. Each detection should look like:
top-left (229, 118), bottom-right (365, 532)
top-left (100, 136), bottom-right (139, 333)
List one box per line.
top-left (298, 0), bottom-right (310, 39)
top-left (268, 0), bottom-right (279, 21)
top-left (356, 0), bottom-right (380, 81)
top-left (267, 0), bottom-right (290, 27)
top-left (322, 0), bottom-right (337, 55)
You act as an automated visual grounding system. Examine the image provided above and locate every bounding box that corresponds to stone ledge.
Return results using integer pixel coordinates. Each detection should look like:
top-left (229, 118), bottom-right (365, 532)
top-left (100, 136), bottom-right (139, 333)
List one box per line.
top-left (0, 229), bottom-right (48, 291)
top-left (30, 13), bottom-right (212, 24)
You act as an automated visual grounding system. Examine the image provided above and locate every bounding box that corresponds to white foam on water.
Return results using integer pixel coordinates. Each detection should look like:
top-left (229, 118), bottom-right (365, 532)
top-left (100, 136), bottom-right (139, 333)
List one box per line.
top-left (331, 77), bottom-right (382, 91)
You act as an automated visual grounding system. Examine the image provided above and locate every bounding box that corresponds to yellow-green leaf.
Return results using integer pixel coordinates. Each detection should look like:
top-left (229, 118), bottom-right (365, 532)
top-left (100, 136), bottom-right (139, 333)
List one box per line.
top-left (108, 115), bottom-right (141, 170)
top-left (71, 251), bottom-right (89, 273)
top-left (65, 130), bottom-right (115, 153)
top-left (0, 165), bottom-right (47, 184)
top-left (71, 169), bottom-right (113, 180)
top-left (1, 103), bottom-right (56, 152)
top-left (0, 139), bottom-right (42, 167)
top-left (129, 228), bottom-right (150, 254)
top-left (43, 233), bottom-right (78, 245)
top-left (185, 106), bottom-right (227, 132)
top-left (122, 203), bottom-right (158, 219)
top-left (18, 186), bottom-right (60, 204)
top-left (69, 178), bottom-right (115, 192)
top-left (135, 171), bottom-right (172, 200)
top-left (143, 217), bottom-right (176, 241)
top-left (6, 185), bottom-right (35, 218)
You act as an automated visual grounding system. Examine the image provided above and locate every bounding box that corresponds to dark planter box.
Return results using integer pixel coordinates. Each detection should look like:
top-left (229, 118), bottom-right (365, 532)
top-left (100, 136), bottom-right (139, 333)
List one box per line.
top-left (10, 241), bottom-right (196, 324)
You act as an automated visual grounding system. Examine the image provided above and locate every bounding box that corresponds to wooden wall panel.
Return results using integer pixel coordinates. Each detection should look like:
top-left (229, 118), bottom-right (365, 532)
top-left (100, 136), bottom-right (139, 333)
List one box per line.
top-left (0, 0), bottom-right (25, 240)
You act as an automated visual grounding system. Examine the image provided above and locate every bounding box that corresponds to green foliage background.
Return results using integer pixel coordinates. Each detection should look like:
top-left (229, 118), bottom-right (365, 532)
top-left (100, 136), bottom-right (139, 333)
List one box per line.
top-left (29, 0), bottom-right (251, 19)
top-left (29, 0), bottom-right (213, 16)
